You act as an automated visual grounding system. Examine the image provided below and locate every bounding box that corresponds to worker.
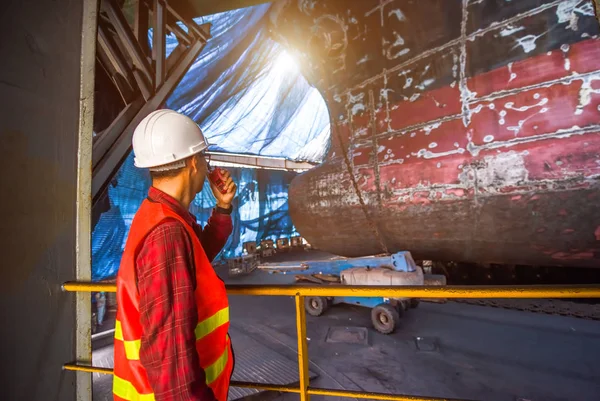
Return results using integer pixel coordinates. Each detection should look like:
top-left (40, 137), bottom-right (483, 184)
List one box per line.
top-left (95, 291), bottom-right (106, 328)
top-left (113, 109), bottom-right (237, 401)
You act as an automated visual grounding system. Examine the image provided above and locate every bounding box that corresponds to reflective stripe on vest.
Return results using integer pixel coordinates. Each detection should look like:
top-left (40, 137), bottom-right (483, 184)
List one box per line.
top-left (195, 306), bottom-right (230, 340)
top-left (113, 375), bottom-right (155, 401)
top-left (205, 345), bottom-right (229, 384)
top-left (115, 306), bottom-right (230, 380)
top-left (115, 321), bottom-right (141, 360)
top-left (113, 346), bottom-right (229, 401)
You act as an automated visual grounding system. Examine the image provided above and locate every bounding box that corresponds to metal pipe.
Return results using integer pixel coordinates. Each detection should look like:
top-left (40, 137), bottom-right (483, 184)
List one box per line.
top-left (230, 381), bottom-right (301, 393)
top-left (308, 388), bottom-right (474, 401)
top-left (63, 282), bottom-right (116, 292)
top-left (91, 328), bottom-right (116, 341)
top-left (61, 363), bottom-right (472, 400)
top-left (63, 363), bottom-right (114, 375)
top-left (228, 284), bottom-right (600, 298)
top-left (64, 362), bottom-right (301, 394)
top-left (62, 282), bottom-right (600, 299)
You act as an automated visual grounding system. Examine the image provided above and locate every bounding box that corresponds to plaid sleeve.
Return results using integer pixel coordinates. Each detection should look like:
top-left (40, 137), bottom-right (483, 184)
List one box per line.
top-left (199, 209), bottom-right (233, 262)
top-left (136, 220), bottom-right (217, 401)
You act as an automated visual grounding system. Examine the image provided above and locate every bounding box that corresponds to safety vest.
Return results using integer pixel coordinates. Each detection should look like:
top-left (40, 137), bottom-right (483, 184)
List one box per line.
top-left (113, 199), bottom-right (233, 401)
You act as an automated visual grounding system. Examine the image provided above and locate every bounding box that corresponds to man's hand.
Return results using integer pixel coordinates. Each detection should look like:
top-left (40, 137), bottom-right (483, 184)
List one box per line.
top-left (210, 168), bottom-right (237, 209)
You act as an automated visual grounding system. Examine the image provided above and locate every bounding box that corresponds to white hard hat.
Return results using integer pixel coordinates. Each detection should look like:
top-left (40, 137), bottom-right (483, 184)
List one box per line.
top-left (132, 109), bottom-right (209, 169)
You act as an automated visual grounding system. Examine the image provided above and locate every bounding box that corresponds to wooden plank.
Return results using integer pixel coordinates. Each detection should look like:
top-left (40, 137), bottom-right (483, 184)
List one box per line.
top-left (294, 275), bottom-right (325, 284)
top-left (313, 274), bottom-right (341, 283)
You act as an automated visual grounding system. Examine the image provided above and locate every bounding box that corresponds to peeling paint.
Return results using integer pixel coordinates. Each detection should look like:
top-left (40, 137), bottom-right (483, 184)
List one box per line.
top-left (504, 98), bottom-right (549, 112)
top-left (388, 8), bottom-right (406, 22)
top-left (386, 31), bottom-right (410, 59)
top-left (507, 62), bottom-right (517, 82)
top-left (556, 0), bottom-right (596, 32)
top-left (576, 75), bottom-right (600, 115)
top-left (352, 103), bottom-right (366, 115)
top-left (463, 151), bottom-right (529, 188)
top-left (500, 24), bottom-right (525, 37)
top-left (357, 55), bottom-right (370, 65)
top-left (513, 34), bottom-right (543, 53)
top-left (468, 124), bottom-right (600, 156)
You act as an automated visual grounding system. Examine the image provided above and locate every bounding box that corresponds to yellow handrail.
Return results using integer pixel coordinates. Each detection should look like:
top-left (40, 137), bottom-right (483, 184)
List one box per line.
top-left (62, 281), bottom-right (600, 298)
top-left (63, 281), bottom-right (600, 400)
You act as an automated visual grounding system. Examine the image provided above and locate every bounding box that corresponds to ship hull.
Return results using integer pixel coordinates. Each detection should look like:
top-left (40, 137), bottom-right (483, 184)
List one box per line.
top-left (274, 0), bottom-right (600, 267)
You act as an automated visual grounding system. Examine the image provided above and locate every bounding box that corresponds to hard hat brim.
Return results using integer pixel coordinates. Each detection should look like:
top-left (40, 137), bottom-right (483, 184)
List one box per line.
top-left (134, 141), bottom-right (212, 169)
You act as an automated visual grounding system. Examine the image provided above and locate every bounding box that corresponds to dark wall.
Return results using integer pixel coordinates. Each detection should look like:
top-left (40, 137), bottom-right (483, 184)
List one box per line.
top-left (0, 0), bottom-right (95, 399)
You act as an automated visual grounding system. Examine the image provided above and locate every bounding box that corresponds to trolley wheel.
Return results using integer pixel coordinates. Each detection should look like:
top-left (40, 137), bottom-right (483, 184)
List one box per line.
top-left (371, 303), bottom-right (401, 334)
top-left (410, 299), bottom-right (420, 309)
top-left (305, 296), bottom-right (329, 317)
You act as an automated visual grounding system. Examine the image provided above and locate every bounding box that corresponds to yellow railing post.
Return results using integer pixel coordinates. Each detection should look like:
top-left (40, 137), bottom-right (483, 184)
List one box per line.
top-left (295, 295), bottom-right (311, 401)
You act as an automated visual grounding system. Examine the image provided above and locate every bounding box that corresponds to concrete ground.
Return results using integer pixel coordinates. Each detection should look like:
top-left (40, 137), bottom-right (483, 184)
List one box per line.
top-left (93, 251), bottom-right (600, 401)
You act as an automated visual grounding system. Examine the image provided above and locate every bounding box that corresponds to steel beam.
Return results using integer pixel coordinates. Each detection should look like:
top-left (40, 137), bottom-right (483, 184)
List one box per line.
top-left (133, 69), bottom-right (153, 101)
top-left (166, 14), bottom-right (193, 46)
top-left (102, 0), bottom-right (153, 92)
top-left (134, 0), bottom-right (150, 57)
top-left (153, 0), bottom-right (166, 89)
top-left (207, 151), bottom-right (316, 172)
top-left (93, 98), bottom-right (144, 168)
top-left (92, 38), bottom-right (207, 201)
top-left (167, 0), bottom-right (271, 18)
top-left (166, 4), bottom-right (211, 41)
top-left (166, 43), bottom-right (187, 74)
top-left (97, 23), bottom-right (136, 102)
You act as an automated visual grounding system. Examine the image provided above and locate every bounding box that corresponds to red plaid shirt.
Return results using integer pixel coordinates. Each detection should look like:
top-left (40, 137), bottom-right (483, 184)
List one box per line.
top-left (135, 187), bottom-right (232, 401)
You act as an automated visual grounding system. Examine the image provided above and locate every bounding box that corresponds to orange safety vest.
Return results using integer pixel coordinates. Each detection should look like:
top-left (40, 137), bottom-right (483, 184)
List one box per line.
top-left (113, 199), bottom-right (233, 401)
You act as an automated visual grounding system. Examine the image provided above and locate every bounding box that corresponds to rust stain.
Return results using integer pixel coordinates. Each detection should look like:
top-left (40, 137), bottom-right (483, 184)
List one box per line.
top-left (551, 251), bottom-right (594, 260)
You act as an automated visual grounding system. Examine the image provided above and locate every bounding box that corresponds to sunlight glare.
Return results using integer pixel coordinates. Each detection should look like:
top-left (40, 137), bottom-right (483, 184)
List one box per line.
top-left (273, 50), bottom-right (299, 74)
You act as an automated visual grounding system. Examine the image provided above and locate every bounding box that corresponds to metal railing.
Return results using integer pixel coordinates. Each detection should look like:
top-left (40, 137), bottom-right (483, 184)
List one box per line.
top-left (62, 282), bottom-right (600, 401)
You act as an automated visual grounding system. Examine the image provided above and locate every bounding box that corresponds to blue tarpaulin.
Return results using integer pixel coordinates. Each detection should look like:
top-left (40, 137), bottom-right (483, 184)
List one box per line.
top-left (92, 4), bottom-right (327, 281)
top-left (91, 154), bottom-right (298, 281)
top-left (159, 4), bottom-right (330, 162)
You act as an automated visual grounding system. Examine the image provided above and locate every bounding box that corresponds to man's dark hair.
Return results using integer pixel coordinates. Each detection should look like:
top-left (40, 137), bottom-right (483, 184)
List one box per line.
top-left (149, 167), bottom-right (185, 180)
top-left (149, 156), bottom-right (193, 180)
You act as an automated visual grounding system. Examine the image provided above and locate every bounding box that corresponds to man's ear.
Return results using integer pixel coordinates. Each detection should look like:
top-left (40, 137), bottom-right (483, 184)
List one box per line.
top-left (188, 155), bottom-right (198, 174)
